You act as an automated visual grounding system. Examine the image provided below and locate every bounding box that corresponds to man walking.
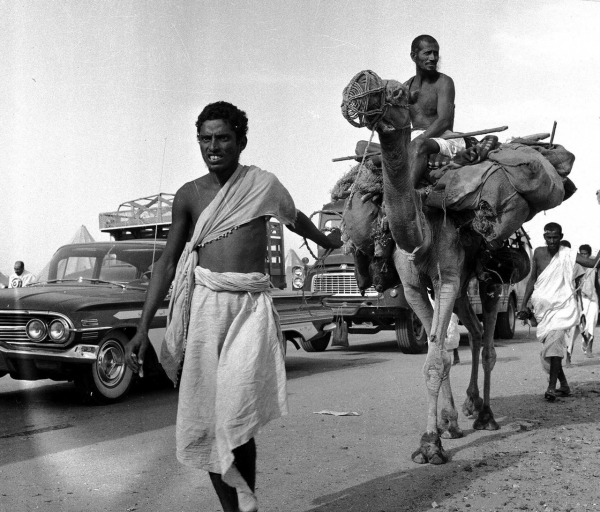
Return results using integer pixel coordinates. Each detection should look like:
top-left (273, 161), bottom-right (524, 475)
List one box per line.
top-left (519, 223), bottom-right (599, 401)
top-left (574, 244), bottom-right (598, 357)
top-left (125, 101), bottom-right (341, 512)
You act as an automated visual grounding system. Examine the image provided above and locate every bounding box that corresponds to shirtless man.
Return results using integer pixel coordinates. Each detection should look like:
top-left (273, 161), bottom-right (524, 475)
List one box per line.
top-left (355, 35), bottom-right (464, 187)
top-left (125, 101), bottom-right (341, 512)
top-left (519, 223), bottom-right (599, 401)
top-left (405, 34), bottom-right (465, 187)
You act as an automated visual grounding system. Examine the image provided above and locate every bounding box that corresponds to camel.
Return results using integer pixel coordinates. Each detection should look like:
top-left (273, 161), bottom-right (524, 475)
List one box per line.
top-left (340, 71), bottom-right (531, 464)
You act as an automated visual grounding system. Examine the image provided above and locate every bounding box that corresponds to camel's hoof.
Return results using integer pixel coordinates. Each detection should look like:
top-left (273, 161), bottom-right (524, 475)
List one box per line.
top-left (462, 396), bottom-right (484, 418)
top-left (473, 405), bottom-right (500, 431)
top-left (439, 425), bottom-right (464, 439)
top-left (411, 432), bottom-right (449, 464)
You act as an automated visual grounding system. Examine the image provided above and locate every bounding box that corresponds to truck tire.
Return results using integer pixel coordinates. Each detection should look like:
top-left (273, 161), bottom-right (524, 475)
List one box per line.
top-left (396, 310), bottom-right (428, 354)
top-left (495, 295), bottom-right (516, 340)
top-left (75, 331), bottom-right (134, 405)
top-left (300, 331), bottom-right (331, 352)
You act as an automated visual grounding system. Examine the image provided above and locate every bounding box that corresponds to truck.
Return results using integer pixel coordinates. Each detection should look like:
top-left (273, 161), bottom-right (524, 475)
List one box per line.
top-left (303, 199), bottom-right (427, 354)
top-left (302, 200), bottom-right (532, 353)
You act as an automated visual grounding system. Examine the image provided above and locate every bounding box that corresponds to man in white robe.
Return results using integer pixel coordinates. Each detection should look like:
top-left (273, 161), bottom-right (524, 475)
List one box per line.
top-left (125, 101), bottom-right (341, 512)
top-left (8, 261), bottom-right (36, 288)
top-left (520, 223), bottom-right (600, 401)
top-left (573, 244), bottom-right (598, 358)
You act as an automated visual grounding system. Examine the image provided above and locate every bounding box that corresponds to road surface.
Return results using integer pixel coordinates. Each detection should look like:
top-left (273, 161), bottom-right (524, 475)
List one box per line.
top-left (1, 326), bottom-right (599, 512)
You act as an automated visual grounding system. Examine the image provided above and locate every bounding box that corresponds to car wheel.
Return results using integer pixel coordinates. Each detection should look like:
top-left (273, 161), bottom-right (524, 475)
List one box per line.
top-left (495, 295), bottom-right (516, 340)
top-left (396, 309), bottom-right (428, 354)
top-left (75, 331), bottom-right (134, 405)
top-left (299, 330), bottom-right (331, 352)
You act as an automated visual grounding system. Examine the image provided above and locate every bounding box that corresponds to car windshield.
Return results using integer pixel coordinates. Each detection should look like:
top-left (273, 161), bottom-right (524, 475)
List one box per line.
top-left (43, 244), bottom-right (164, 287)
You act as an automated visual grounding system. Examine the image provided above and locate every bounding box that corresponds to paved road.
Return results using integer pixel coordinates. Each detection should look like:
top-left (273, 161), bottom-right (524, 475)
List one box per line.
top-left (1, 326), bottom-right (598, 512)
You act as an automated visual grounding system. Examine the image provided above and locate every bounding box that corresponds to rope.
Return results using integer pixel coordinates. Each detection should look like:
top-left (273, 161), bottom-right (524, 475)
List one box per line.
top-left (302, 209), bottom-right (343, 264)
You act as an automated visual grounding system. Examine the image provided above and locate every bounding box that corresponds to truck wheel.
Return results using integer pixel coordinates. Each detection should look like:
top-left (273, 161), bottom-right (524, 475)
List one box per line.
top-left (495, 295), bottom-right (516, 339)
top-left (396, 310), bottom-right (427, 354)
top-left (75, 332), bottom-right (134, 405)
top-left (300, 331), bottom-right (331, 352)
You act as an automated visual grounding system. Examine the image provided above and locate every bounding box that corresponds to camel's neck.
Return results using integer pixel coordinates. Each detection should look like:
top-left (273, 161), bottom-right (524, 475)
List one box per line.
top-left (379, 127), bottom-right (425, 253)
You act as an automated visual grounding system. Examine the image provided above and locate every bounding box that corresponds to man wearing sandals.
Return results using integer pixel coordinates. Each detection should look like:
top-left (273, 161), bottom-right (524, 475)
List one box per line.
top-left (519, 223), bottom-right (600, 401)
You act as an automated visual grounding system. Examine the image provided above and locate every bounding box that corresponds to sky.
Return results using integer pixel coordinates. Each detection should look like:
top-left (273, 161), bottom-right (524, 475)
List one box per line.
top-left (2, 0), bottom-right (600, 276)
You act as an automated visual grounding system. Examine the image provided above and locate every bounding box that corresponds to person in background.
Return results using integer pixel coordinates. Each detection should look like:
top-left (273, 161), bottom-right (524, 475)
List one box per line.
top-left (519, 223), bottom-right (600, 401)
top-left (8, 261), bottom-right (36, 288)
top-left (573, 244), bottom-right (597, 358)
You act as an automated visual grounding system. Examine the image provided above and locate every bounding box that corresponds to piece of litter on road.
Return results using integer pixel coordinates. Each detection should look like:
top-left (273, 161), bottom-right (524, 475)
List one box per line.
top-left (313, 410), bottom-right (361, 416)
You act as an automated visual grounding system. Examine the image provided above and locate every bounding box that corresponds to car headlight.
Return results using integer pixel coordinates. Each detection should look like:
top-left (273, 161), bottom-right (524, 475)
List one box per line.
top-left (49, 319), bottom-right (70, 342)
top-left (26, 319), bottom-right (47, 342)
top-left (292, 265), bottom-right (305, 289)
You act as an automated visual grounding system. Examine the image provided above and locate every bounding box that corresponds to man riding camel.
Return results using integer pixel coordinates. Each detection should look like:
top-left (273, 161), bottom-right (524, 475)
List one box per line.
top-left (357, 34), bottom-right (465, 188)
top-left (404, 34), bottom-right (466, 187)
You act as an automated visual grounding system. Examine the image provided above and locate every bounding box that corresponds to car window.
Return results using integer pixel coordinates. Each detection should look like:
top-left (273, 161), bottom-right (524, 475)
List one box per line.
top-left (100, 256), bottom-right (138, 282)
top-left (57, 256), bottom-right (97, 280)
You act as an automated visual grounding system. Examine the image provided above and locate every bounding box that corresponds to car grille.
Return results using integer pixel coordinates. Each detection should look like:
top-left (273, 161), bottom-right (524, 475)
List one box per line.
top-left (311, 272), bottom-right (378, 297)
top-left (0, 312), bottom-right (31, 342)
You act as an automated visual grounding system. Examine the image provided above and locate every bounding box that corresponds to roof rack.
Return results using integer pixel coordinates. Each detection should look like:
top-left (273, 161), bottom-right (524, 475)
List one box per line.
top-left (99, 193), bottom-right (174, 232)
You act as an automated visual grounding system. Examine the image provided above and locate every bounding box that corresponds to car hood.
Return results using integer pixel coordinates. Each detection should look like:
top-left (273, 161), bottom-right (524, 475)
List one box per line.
top-left (0, 284), bottom-right (147, 313)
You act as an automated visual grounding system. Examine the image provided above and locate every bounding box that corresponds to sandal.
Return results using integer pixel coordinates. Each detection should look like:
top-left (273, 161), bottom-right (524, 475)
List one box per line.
top-left (544, 390), bottom-right (557, 402)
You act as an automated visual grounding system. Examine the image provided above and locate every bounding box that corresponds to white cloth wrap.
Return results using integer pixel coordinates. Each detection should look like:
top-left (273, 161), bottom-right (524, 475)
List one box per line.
top-left (160, 164), bottom-right (297, 384)
top-left (411, 129), bottom-right (466, 158)
top-left (531, 247), bottom-right (579, 370)
top-left (579, 268), bottom-right (598, 337)
top-left (176, 266), bottom-right (288, 503)
top-left (531, 247), bottom-right (579, 341)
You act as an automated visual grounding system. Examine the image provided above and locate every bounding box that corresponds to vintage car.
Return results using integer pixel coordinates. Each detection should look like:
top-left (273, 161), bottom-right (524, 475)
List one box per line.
top-left (0, 241), bottom-right (334, 404)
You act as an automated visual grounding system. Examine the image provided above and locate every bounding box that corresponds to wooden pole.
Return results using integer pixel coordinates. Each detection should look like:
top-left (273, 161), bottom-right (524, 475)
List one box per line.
top-left (332, 152), bottom-right (380, 163)
top-left (332, 125), bottom-right (508, 162)
top-left (548, 121), bottom-right (557, 149)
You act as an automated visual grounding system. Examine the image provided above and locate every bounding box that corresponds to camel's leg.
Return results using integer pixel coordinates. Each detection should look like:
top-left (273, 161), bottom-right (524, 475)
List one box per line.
top-left (411, 276), bottom-right (460, 464)
top-left (474, 281), bottom-right (501, 430)
top-left (455, 295), bottom-right (484, 419)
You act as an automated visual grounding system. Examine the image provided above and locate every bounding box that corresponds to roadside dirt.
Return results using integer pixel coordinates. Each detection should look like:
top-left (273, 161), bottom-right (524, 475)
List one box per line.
top-left (414, 374), bottom-right (600, 512)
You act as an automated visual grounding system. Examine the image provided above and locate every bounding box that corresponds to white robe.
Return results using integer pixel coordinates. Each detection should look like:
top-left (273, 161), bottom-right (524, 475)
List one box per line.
top-left (531, 247), bottom-right (579, 371)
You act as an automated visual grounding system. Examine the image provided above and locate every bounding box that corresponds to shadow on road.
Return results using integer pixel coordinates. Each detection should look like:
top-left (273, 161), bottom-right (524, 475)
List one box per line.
top-left (305, 381), bottom-right (600, 512)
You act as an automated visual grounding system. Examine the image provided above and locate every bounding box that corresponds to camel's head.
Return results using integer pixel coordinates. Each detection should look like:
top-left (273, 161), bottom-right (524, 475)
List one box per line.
top-left (341, 70), bottom-right (411, 133)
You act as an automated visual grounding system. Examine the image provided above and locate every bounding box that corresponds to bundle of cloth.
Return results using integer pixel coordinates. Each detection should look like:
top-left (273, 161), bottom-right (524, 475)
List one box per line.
top-left (423, 138), bottom-right (576, 247)
top-left (331, 161), bottom-right (399, 293)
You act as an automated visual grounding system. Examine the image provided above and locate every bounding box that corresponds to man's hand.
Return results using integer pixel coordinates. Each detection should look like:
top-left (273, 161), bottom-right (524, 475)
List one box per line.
top-left (324, 228), bottom-right (343, 249)
top-left (517, 308), bottom-right (533, 321)
top-left (125, 331), bottom-right (150, 378)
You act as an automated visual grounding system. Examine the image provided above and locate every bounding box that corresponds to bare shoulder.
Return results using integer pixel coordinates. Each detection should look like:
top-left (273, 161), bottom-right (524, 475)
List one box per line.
top-left (435, 73), bottom-right (455, 91)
